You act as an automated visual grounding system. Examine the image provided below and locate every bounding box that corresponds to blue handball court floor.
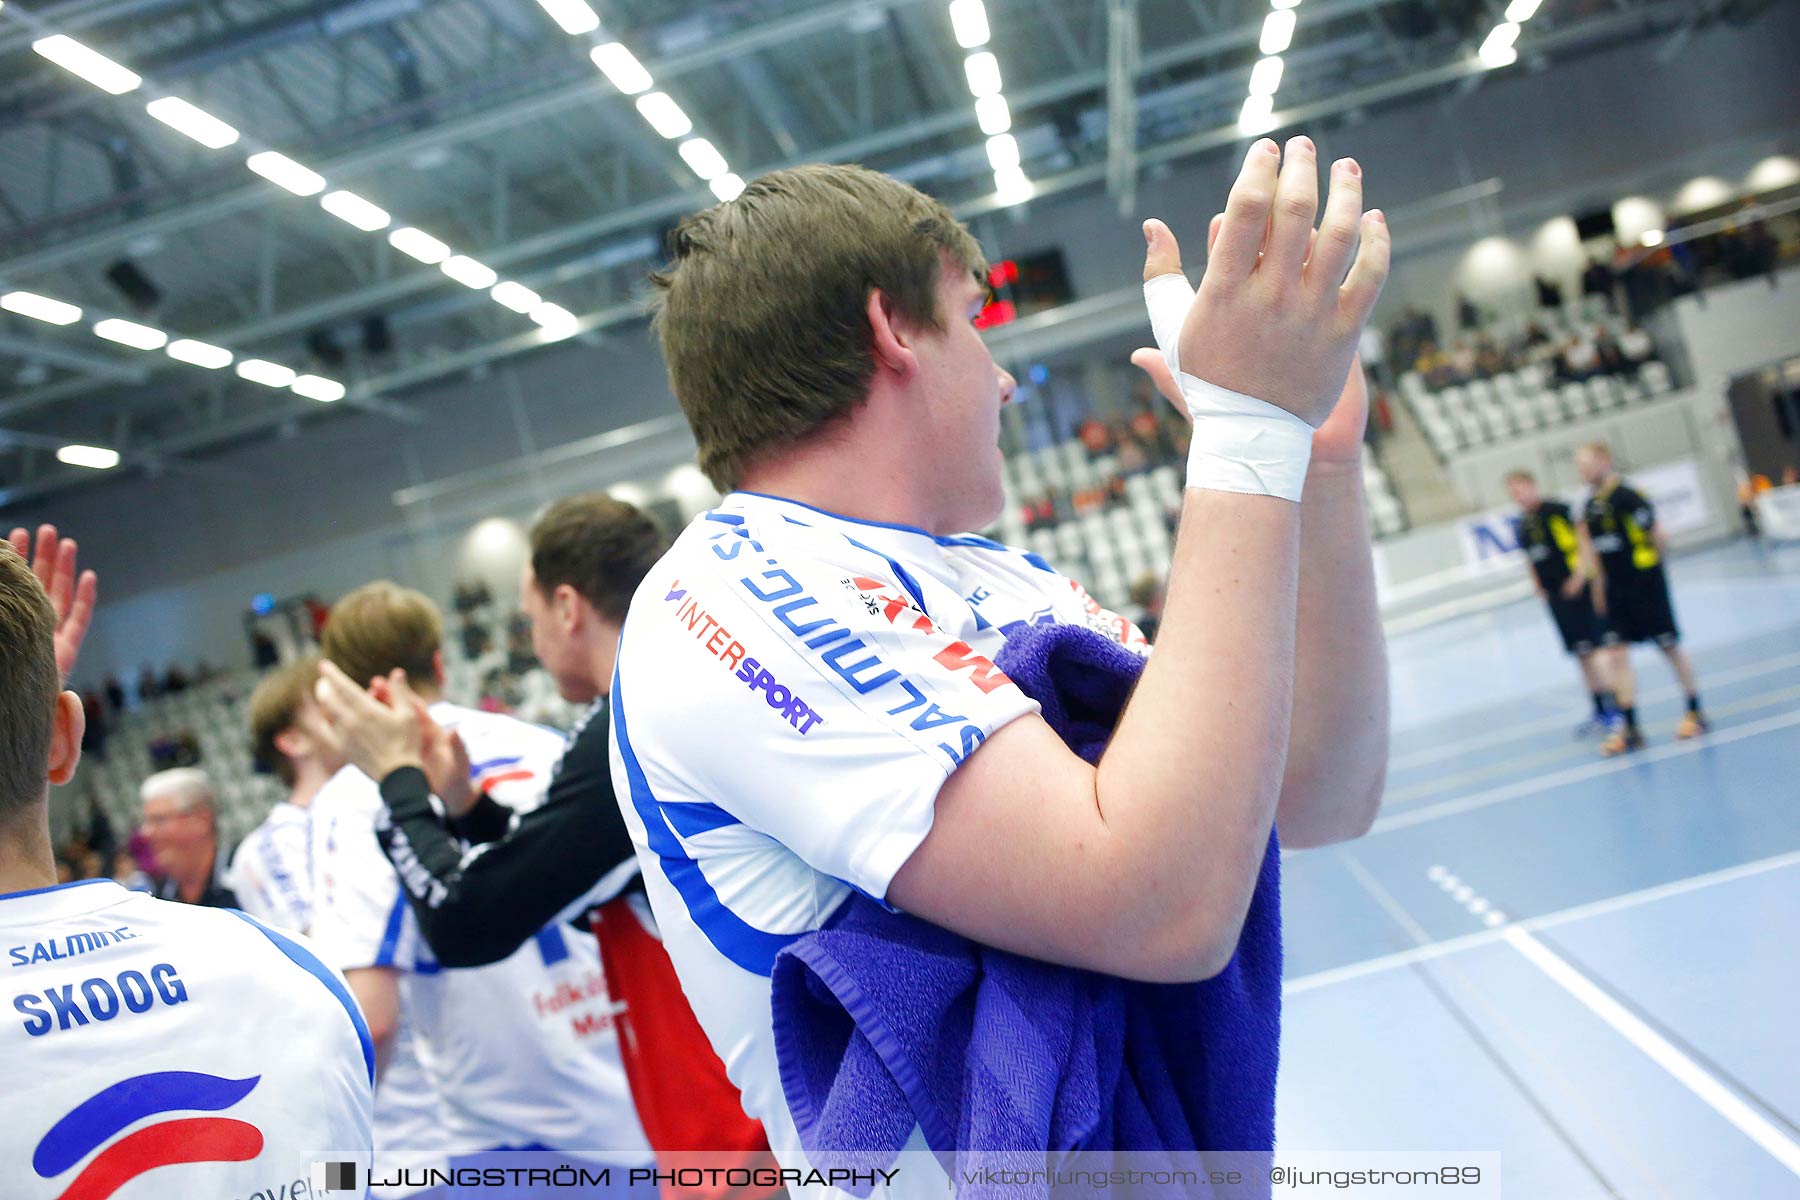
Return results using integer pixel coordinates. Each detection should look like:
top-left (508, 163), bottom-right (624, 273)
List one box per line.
top-left (1277, 537), bottom-right (1800, 1198)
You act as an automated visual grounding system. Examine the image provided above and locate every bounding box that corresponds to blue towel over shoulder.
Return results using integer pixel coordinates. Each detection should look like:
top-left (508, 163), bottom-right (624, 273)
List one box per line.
top-left (770, 622), bottom-right (1282, 1197)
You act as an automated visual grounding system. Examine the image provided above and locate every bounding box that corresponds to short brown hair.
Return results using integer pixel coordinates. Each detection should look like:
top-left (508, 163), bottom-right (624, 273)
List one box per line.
top-left (650, 164), bottom-right (988, 490)
top-left (0, 548), bottom-right (60, 817)
top-left (530, 495), bottom-right (669, 623)
top-left (249, 654), bottom-right (322, 788)
top-left (321, 582), bottom-right (442, 692)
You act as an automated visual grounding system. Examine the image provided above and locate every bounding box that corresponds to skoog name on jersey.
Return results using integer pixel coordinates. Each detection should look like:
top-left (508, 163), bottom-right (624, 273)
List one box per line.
top-left (8, 925), bottom-right (138, 967)
top-left (13, 962), bottom-right (189, 1036)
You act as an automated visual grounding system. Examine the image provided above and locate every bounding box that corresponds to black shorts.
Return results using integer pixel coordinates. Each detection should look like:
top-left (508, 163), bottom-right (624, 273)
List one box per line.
top-left (1602, 568), bottom-right (1680, 648)
top-left (1547, 591), bottom-right (1604, 656)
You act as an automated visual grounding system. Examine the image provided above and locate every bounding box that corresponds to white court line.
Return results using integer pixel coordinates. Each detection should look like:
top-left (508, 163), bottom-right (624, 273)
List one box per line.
top-left (1284, 849), bottom-right (1800, 996)
top-left (1504, 924), bottom-right (1800, 1177)
top-left (1370, 706), bottom-right (1800, 834)
top-left (1388, 649), bottom-right (1800, 773)
top-left (1383, 680), bottom-right (1800, 807)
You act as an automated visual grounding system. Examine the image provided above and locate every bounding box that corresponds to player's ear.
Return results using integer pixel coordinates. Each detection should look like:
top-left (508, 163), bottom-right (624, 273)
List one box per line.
top-left (48, 690), bottom-right (84, 787)
top-left (555, 584), bottom-right (583, 631)
top-left (866, 288), bottom-right (917, 380)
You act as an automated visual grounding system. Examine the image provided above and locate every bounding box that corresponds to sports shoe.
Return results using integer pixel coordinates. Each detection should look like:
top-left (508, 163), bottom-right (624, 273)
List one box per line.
top-left (1674, 711), bottom-right (1710, 740)
top-left (1573, 714), bottom-right (1613, 738)
top-left (1599, 724), bottom-right (1645, 756)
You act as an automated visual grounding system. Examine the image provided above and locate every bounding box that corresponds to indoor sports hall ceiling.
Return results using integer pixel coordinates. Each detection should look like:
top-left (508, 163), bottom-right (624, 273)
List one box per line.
top-left (0, 0), bottom-right (1763, 506)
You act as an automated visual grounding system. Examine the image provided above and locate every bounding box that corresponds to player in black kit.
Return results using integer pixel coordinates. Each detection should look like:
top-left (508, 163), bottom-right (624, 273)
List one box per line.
top-left (1506, 469), bottom-right (1614, 736)
top-left (1574, 442), bottom-right (1709, 755)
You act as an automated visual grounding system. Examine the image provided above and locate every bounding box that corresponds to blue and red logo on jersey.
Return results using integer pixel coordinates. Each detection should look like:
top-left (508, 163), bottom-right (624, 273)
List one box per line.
top-left (33, 1071), bottom-right (263, 1200)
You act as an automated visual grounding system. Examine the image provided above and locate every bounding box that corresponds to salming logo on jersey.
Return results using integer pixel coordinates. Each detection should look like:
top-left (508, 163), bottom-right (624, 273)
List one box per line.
top-left (8, 927), bottom-right (137, 967)
top-left (33, 1071), bottom-right (264, 1199)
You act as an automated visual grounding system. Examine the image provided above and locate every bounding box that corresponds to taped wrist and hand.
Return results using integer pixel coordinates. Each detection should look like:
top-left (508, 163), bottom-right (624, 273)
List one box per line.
top-left (1144, 273), bottom-right (1313, 502)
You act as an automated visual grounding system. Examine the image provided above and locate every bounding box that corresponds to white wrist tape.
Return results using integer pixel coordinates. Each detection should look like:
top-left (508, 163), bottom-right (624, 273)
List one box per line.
top-left (1144, 273), bottom-right (1313, 502)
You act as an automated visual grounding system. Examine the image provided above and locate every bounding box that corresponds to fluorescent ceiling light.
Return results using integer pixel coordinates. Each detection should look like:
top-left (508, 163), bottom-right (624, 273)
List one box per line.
top-left (388, 227), bottom-right (451, 264)
top-left (634, 92), bottom-right (692, 139)
top-left (1, 291), bottom-right (82, 325)
top-left (1641, 229), bottom-right (1666, 248)
top-left (320, 190), bottom-right (390, 231)
top-left (246, 151), bottom-right (326, 196)
top-left (1239, 93), bottom-right (1276, 136)
top-left (530, 302), bottom-right (579, 340)
top-left (533, 0), bottom-right (599, 35)
top-left (291, 374), bottom-right (346, 402)
top-left (590, 43), bottom-right (653, 94)
top-left (57, 444), bottom-right (121, 470)
top-left (441, 256), bottom-right (498, 289)
top-left (1249, 56), bottom-right (1285, 97)
top-left (1504, 0), bottom-right (1542, 21)
top-left (145, 96), bottom-right (239, 148)
top-left (975, 93), bottom-right (1011, 135)
top-left (93, 318), bottom-right (167, 350)
top-left (236, 359), bottom-right (296, 387)
top-left (32, 35), bottom-right (140, 95)
top-left (677, 138), bottom-right (730, 180)
top-left (949, 0), bottom-right (990, 48)
top-left (1260, 10), bottom-right (1296, 55)
top-left (1270, 0), bottom-right (1300, 8)
top-left (709, 173), bottom-right (746, 202)
top-left (994, 167), bottom-right (1034, 207)
top-left (490, 281), bottom-right (541, 314)
top-left (964, 51), bottom-right (1002, 98)
top-left (1479, 21), bottom-right (1521, 69)
top-left (985, 133), bottom-right (1020, 171)
top-left (166, 338), bottom-right (232, 369)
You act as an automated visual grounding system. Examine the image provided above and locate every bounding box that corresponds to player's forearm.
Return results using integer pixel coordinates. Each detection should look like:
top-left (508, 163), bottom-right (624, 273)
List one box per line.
top-left (1095, 485), bottom-right (1300, 975)
top-left (1277, 464), bottom-right (1386, 847)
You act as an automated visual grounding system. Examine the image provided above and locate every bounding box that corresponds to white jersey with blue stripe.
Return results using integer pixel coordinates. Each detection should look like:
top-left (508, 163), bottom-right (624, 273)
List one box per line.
top-left (608, 491), bottom-right (1147, 1194)
top-left (227, 800), bottom-right (313, 934)
top-left (308, 702), bottom-right (650, 1166)
top-left (1, 878), bottom-right (373, 1199)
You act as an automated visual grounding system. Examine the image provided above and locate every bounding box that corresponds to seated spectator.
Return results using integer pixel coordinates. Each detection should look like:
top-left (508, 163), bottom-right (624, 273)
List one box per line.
top-left (1562, 334), bottom-right (1600, 381)
top-left (137, 663), bottom-right (161, 700)
top-left (1128, 572), bottom-right (1167, 644)
top-left (1416, 340), bottom-right (1456, 389)
top-left (459, 615), bottom-right (491, 660)
top-left (80, 690), bottom-right (108, 761)
top-left (1620, 324), bottom-right (1656, 365)
top-left (252, 628), bottom-right (280, 668)
top-left (139, 767), bottom-right (238, 907)
top-left (1474, 338), bottom-right (1506, 379)
top-left (163, 663), bottom-right (190, 693)
top-left (1076, 415), bottom-right (1113, 456)
top-left (104, 673), bottom-right (125, 712)
top-left (1595, 326), bottom-right (1626, 375)
top-left (1524, 321), bottom-right (1552, 349)
top-left (1448, 339), bottom-right (1478, 381)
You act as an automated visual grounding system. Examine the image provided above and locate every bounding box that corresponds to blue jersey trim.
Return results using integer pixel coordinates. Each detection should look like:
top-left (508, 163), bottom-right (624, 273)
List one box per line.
top-left (374, 890), bottom-right (407, 968)
top-left (660, 799), bottom-right (742, 839)
top-left (612, 668), bottom-right (798, 977)
top-left (226, 910), bottom-right (376, 1084)
top-left (0, 877), bottom-right (114, 903)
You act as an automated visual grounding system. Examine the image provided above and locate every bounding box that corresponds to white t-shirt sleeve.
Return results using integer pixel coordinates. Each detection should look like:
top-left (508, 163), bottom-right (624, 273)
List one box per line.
top-left (309, 784), bottom-right (415, 973)
top-left (615, 523), bottom-right (1039, 901)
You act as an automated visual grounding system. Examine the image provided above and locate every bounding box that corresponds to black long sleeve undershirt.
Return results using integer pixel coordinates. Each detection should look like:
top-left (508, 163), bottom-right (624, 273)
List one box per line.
top-left (373, 700), bottom-right (640, 968)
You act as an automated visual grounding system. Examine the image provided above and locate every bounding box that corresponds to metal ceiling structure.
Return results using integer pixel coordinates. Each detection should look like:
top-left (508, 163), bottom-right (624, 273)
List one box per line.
top-left (0, 0), bottom-right (1751, 507)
